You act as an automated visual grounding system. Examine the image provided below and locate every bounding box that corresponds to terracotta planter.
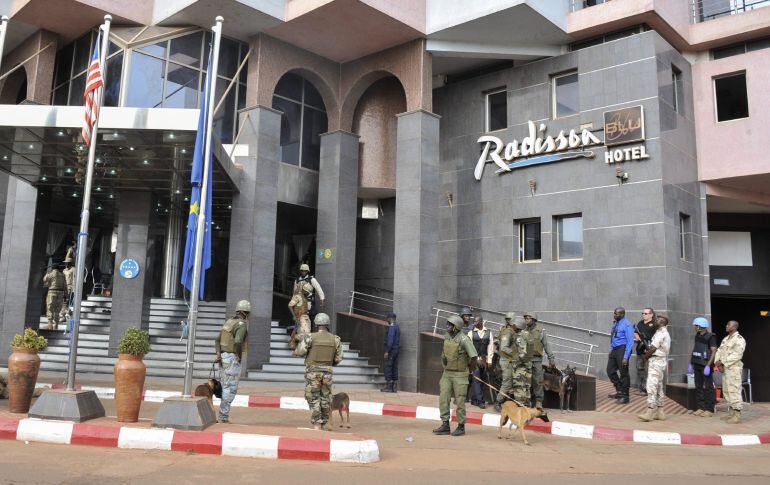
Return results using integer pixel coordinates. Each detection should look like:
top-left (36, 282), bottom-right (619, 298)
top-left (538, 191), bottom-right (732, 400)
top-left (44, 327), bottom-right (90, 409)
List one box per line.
top-left (7, 347), bottom-right (41, 413)
top-left (114, 354), bottom-right (146, 422)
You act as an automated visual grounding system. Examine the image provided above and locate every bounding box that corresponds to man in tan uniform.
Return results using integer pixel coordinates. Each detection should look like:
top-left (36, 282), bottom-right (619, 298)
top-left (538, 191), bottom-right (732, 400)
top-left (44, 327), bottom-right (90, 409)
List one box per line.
top-left (60, 255), bottom-right (76, 323)
top-left (638, 314), bottom-right (671, 422)
top-left (288, 281), bottom-right (313, 350)
top-left (43, 264), bottom-right (67, 330)
top-left (715, 320), bottom-right (746, 424)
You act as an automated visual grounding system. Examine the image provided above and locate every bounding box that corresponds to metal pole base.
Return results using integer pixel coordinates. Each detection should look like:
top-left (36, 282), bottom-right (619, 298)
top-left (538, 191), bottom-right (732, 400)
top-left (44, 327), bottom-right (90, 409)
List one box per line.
top-left (152, 396), bottom-right (216, 431)
top-left (28, 389), bottom-right (106, 422)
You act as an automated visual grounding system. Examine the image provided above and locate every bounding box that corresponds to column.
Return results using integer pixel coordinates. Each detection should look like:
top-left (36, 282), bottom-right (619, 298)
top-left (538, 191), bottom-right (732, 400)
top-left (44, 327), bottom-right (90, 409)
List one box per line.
top-left (226, 106), bottom-right (281, 369)
top-left (161, 154), bottom-right (184, 298)
top-left (109, 191), bottom-right (153, 356)
top-left (0, 179), bottom-right (40, 362)
top-left (314, 131), bottom-right (360, 330)
top-left (393, 110), bottom-right (440, 392)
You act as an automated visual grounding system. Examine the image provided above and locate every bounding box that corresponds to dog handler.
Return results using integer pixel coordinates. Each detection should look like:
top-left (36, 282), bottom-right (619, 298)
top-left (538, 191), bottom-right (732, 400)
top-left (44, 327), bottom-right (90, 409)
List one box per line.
top-left (494, 315), bottom-right (529, 411)
top-left (295, 313), bottom-right (344, 430)
top-left (523, 311), bottom-right (555, 409)
top-left (433, 314), bottom-right (478, 437)
top-left (214, 300), bottom-right (251, 423)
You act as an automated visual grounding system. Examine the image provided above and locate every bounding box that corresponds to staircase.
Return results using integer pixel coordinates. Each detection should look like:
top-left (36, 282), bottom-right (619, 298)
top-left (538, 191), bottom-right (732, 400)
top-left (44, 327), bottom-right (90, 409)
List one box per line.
top-left (37, 296), bottom-right (386, 388)
top-left (247, 321), bottom-right (386, 389)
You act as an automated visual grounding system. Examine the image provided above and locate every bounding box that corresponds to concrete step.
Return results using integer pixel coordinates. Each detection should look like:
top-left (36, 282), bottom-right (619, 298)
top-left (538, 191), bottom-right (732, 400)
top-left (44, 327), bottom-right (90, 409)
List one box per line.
top-left (150, 298), bottom-right (226, 308)
top-left (268, 355), bottom-right (370, 365)
top-left (269, 340), bottom-right (352, 352)
top-left (43, 346), bottom-right (108, 357)
top-left (151, 336), bottom-right (216, 346)
top-left (246, 372), bottom-right (385, 385)
top-left (148, 328), bottom-right (219, 339)
top-left (260, 363), bottom-right (378, 375)
top-left (269, 347), bottom-right (360, 359)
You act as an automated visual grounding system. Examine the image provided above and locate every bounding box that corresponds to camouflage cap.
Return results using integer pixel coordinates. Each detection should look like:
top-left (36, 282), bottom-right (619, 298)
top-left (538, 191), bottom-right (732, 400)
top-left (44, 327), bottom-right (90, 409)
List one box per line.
top-left (315, 313), bottom-right (331, 326)
top-left (513, 316), bottom-right (527, 330)
top-left (235, 300), bottom-right (251, 313)
top-left (299, 263), bottom-right (310, 272)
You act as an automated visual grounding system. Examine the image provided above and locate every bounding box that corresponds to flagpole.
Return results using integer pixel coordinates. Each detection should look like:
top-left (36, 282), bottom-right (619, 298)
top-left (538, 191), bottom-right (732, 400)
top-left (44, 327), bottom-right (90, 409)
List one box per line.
top-left (0, 16), bottom-right (9, 74)
top-left (66, 14), bottom-right (111, 391)
top-left (183, 16), bottom-right (223, 397)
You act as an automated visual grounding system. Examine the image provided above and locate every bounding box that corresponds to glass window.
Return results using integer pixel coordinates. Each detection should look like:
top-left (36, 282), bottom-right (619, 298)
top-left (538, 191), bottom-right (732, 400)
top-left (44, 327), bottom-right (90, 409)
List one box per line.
top-left (301, 108), bottom-right (327, 171)
top-left (518, 219), bottom-right (541, 262)
top-left (169, 31), bottom-right (202, 68)
top-left (303, 80), bottom-right (324, 110)
top-left (486, 90), bottom-right (507, 131)
top-left (555, 214), bottom-right (583, 260)
top-left (72, 33), bottom-right (93, 75)
top-left (274, 72), bottom-right (303, 102)
top-left (272, 96), bottom-right (301, 165)
top-left (103, 53), bottom-right (123, 107)
top-left (164, 63), bottom-right (199, 109)
top-left (68, 73), bottom-right (86, 106)
top-left (553, 71), bottom-right (579, 118)
top-left (672, 65), bottom-right (684, 116)
top-left (217, 37), bottom-right (239, 79)
top-left (679, 213), bottom-right (692, 261)
top-left (53, 85), bottom-right (69, 105)
top-left (213, 78), bottom-right (235, 143)
top-left (714, 72), bottom-right (749, 122)
top-left (126, 52), bottom-right (165, 108)
top-left (137, 40), bottom-right (167, 59)
top-left (54, 43), bottom-right (73, 88)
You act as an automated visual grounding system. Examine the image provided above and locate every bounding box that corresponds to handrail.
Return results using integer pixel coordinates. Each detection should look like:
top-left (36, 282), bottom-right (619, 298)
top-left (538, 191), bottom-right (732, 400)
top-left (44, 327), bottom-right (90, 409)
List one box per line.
top-left (691, 0), bottom-right (770, 23)
top-left (348, 290), bottom-right (394, 320)
top-left (435, 299), bottom-right (611, 337)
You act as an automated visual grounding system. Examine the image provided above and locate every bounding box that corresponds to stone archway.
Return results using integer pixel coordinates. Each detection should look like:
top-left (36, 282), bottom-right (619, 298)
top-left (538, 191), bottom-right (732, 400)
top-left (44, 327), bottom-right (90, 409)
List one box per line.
top-left (0, 68), bottom-right (29, 104)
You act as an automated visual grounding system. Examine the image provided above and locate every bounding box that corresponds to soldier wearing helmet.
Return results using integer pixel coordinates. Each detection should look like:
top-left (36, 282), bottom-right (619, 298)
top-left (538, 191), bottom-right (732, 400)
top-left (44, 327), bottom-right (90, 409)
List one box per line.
top-left (459, 307), bottom-right (473, 332)
top-left (59, 253), bottom-right (76, 324)
top-left (214, 299), bottom-right (251, 423)
top-left (432, 314), bottom-right (478, 437)
top-left (494, 315), bottom-right (529, 411)
top-left (294, 263), bottom-right (326, 321)
top-left (688, 316), bottom-right (718, 417)
top-left (523, 311), bottom-right (555, 409)
top-left (288, 282), bottom-right (313, 350)
top-left (295, 313), bottom-right (344, 429)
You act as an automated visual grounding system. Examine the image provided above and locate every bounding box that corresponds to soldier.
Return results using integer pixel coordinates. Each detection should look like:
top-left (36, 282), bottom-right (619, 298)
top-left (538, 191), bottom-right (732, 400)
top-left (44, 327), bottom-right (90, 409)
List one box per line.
top-left (288, 282), bottom-right (313, 350)
top-left (689, 317), bottom-right (717, 417)
top-left (638, 314), bottom-right (671, 422)
top-left (494, 313), bottom-right (520, 411)
top-left (214, 299), bottom-right (250, 424)
top-left (459, 307), bottom-right (473, 333)
top-left (524, 311), bottom-right (556, 409)
top-left (714, 320), bottom-right (746, 424)
top-left (295, 312), bottom-right (343, 430)
top-left (294, 264), bottom-right (325, 322)
top-left (433, 314), bottom-right (478, 437)
top-left (59, 255), bottom-right (76, 324)
top-left (43, 264), bottom-right (67, 330)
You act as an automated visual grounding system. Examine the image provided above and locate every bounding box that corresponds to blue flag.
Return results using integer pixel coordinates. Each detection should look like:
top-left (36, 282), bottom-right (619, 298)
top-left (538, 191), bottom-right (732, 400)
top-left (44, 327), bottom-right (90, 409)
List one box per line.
top-left (181, 51), bottom-right (213, 300)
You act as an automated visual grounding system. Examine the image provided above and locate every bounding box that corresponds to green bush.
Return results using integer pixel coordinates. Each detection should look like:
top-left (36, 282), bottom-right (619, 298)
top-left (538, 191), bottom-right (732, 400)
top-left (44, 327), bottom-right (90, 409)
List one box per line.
top-left (117, 327), bottom-right (151, 356)
top-left (11, 328), bottom-right (48, 351)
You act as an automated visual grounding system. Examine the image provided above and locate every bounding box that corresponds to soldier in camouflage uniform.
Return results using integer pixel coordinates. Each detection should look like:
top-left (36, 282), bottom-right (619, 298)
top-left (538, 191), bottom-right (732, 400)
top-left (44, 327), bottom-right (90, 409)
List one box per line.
top-left (715, 320), bottom-right (746, 424)
top-left (433, 314), bottom-right (478, 437)
top-left (43, 264), bottom-right (67, 330)
top-left (288, 282), bottom-right (313, 350)
top-left (59, 255), bottom-right (76, 324)
top-left (523, 311), bottom-right (555, 409)
top-left (295, 313), bottom-right (343, 430)
top-left (214, 300), bottom-right (250, 423)
top-left (494, 314), bottom-right (530, 410)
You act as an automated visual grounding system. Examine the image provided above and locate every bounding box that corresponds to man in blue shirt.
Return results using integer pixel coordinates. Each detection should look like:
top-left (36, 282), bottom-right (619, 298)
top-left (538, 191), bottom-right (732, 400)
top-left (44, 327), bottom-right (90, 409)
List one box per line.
top-left (607, 307), bottom-right (635, 404)
top-left (381, 312), bottom-right (401, 393)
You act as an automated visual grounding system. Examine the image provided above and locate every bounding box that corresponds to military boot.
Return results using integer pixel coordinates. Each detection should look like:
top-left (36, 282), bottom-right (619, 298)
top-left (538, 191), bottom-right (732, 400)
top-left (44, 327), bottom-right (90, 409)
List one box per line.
top-left (655, 408), bottom-right (666, 421)
top-left (390, 381), bottom-right (398, 393)
top-left (701, 410), bottom-right (714, 418)
top-left (692, 409), bottom-right (704, 417)
top-left (726, 410), bottom-right (741, 424)
top-left (432, 421), bottom-right (450, 435)
top-left (720, 408), bottom-right (735, 421)
top-left (451, 424), bottom-right (465, 436)
top-left (46, 321), bottom-right (54, 330)
top-left (637, 407), bottom-right (656, 422)
top-left (381, 381), bottom-right (392, 392)
top-left (535, 400), bottom-right (543, 410)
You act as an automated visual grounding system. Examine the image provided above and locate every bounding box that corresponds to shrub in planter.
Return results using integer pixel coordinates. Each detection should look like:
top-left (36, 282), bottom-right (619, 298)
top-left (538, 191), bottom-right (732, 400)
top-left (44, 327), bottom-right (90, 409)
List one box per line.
top-left (114, 327), bottom-right (150, 422)
top-left (8, 328), bottom-right (47, 413)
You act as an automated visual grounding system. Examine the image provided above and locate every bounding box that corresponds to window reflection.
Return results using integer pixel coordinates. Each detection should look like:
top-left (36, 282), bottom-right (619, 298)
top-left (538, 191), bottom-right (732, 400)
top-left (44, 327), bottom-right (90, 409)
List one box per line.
top-left (126, 52), bottom-right (164, 108)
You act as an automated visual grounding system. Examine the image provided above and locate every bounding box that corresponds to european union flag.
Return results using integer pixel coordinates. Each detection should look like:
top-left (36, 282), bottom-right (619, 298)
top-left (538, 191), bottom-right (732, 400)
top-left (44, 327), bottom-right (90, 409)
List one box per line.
top-left (181, 51), bottom-right (213, 300)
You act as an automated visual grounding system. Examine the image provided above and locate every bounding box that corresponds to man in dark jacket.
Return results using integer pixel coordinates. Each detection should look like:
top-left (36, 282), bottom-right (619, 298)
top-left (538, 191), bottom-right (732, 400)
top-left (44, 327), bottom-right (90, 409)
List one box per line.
top-left (381, 312), bottom-right (401, 393)
top-left (633, 307), bottom-right (656, 395)
top-left (607, 307), bottom-right (635, 404)
top-left (689, 317), bottom-right (718, 417)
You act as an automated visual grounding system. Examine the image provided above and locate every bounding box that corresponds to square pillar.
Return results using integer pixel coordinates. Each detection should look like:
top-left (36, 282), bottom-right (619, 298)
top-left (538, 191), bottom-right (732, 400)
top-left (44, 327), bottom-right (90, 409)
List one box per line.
top-left (393, 110), bottom-right (440, 392)
top-left (226, 105), bottom-right (281, 370)
top-left (0, 179), bottom-right (40, 362)
top-left (109, 191), bottom-right (153, 356)
top-left (315, 131), bottom-right (360, 330)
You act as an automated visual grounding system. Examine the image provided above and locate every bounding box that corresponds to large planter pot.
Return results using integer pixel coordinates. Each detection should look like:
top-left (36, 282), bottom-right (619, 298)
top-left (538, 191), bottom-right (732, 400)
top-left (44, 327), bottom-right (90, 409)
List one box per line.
top-left (114, 354), bottom-right (146, 422)
top-left (8, 347), bottom-right (41, 413)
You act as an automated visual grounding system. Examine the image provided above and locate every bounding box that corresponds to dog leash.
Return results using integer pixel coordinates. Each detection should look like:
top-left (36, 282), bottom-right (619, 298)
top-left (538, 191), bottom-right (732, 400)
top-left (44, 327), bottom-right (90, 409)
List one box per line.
top-left (469, 373), bottom-right (526, 408)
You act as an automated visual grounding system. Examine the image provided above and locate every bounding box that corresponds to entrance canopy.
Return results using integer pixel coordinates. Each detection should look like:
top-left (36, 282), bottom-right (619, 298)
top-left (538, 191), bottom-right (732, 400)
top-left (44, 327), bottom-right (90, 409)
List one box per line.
top-left (0, 104), bottom-right (241, 230)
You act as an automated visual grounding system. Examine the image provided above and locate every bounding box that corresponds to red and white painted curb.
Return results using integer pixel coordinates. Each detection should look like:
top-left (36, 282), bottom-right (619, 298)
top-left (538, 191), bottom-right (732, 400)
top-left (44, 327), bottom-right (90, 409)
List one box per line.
top-left (0, 416), bottom-right (379, 463)
top-left (37, 384), bottom-right (770, 447)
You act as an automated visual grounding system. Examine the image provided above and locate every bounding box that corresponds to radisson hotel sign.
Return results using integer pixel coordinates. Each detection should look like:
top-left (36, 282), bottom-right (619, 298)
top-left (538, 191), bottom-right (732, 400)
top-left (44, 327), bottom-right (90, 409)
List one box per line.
top-left (475, 105), bottom-right (649, 181)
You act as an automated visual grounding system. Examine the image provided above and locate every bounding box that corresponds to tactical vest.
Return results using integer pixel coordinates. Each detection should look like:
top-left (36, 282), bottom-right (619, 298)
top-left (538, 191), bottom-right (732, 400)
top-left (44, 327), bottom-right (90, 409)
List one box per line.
top-left (47, 271), bottom-right (66, 291)
top-left (498, 326), bottom-right (518, 361)
top-left (691, 331), bottom-right (713, 366)
top-left (443, 333), bottom-right (471, 371)
top-left (471, 329), bottom-right (491, 357)
top-left (306, 331), bottom-right (336, 366)
top-left (295, 276), bottom-right (316, 299)
top-left (528, 326), bottom-right (544, 357)
top-left (219, 318), bottom-right (246, 353)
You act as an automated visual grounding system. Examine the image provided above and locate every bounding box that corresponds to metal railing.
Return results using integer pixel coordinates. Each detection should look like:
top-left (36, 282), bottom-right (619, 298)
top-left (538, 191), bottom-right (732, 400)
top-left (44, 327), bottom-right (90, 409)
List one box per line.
top-left (431, 308), bottom-right (599, 376)
top-left (691, 0), bottom-right (770, 22)
top-left (347, 290), bottom-right (394, 320)
top-left (570, 0), bottom-right (612, 12)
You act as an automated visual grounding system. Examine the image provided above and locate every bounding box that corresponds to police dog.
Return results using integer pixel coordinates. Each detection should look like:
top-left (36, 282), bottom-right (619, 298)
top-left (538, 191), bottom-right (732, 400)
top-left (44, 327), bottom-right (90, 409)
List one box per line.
top-left (543, 365), bottom-right (577, 412)
top-left (330, 392), bottom-right (351, 428)
top-left (497, 401), bottom-right (549, 445)
top-left (193, 379), bottom-right (222, 404)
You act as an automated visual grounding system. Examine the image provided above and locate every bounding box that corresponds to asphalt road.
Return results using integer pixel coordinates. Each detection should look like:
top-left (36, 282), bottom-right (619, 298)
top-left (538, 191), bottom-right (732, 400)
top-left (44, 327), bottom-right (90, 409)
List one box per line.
top-left (2, 406), bottom-right (770, 484)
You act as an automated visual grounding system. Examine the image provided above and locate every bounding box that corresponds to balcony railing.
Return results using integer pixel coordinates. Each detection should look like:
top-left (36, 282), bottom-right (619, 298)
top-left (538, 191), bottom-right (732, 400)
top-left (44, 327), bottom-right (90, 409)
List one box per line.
top-left (692, 0), bottom-right (770, 22)
top-left (570, 0), bottom-right (612, 12)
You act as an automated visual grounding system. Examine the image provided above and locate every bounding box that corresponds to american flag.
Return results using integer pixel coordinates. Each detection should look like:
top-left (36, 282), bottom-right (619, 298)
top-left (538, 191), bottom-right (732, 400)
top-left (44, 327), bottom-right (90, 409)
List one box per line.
top-left (81, 34), bottom-right (103, 146)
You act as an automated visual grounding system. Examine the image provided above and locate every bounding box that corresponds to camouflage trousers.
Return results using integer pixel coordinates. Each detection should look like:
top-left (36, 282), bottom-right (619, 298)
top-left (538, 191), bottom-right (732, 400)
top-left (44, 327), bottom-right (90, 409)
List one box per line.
top-left (59, 290), bottom-right (72, 324)
top-left (646, 357), bottom-right (666, 409)
top-left (495, 359), bottom-right (531, 406)
top-left (46, 290), bottom-right (64, 329)
top-left (722, 364), bottom-right (743, 411)
top-left (305, 369), bottom-right (333, 425)
top-left (218, 352), bottom-right (241, 420)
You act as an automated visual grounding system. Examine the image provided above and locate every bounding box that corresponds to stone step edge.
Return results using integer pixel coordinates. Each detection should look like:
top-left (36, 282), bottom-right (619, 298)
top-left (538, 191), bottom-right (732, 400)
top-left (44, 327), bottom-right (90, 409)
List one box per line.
top-left (0, 417), bottom-right (378, 463)
top-left (32, 384), bottom-right (769, 447)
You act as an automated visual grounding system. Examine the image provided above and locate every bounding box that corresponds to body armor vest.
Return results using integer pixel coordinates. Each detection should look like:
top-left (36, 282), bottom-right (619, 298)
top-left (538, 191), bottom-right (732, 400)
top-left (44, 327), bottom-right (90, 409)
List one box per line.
top-left (528, 326), bottom-right (544, 357)
top-left (443, 333), bottom-right (470, 371)
top-left (691, 331), bottom-right (713, 366)
top-left (219, 318), bottom-right (246, 353)
top-left (306, 331), bottom-right (336, 366)
top-left (498, 327), bottom-right (518, 361)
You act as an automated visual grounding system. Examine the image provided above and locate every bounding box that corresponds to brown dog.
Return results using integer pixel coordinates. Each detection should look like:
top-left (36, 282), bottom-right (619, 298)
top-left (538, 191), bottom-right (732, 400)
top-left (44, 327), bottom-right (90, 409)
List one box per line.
top-left (330, 392), bottom-right (351, 428)
top-left (193, 379), bottom-right (221, 404)
top-left (497, 401), bottom-right (549, 445)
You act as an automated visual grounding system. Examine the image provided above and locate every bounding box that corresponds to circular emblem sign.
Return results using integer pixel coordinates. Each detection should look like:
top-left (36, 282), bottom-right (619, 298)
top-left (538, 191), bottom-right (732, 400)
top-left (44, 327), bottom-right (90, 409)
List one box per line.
top-left (119, 258), bottom-right (140, 279)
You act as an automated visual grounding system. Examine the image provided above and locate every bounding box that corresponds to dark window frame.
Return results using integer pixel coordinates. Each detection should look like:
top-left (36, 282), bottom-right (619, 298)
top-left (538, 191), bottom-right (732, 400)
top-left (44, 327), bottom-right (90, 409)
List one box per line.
top-left (713, 71), bottom-right (749, 123)
top-left (517, 218), bottom-right (542, 263)
top-left (485, 88), bottom-right (507, 132)
top-left (672, 65), bottom-right (684, 116)
top-left (552, 70), bottom-right (579, 119)
top-left (553, 213), bottom-right (584, 261)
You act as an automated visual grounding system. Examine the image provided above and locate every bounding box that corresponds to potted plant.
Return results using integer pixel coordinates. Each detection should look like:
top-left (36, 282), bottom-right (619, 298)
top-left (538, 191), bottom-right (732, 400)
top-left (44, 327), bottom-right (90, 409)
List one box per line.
top-left (8, 328), bottom-right (47, 413)
top-left (114, 327), bottom-right (150, 422)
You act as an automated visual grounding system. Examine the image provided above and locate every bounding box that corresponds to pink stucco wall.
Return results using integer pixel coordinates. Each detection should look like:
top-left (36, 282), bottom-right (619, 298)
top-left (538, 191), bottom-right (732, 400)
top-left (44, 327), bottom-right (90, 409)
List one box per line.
top-left (693, 49), bottom-right (770, 182)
